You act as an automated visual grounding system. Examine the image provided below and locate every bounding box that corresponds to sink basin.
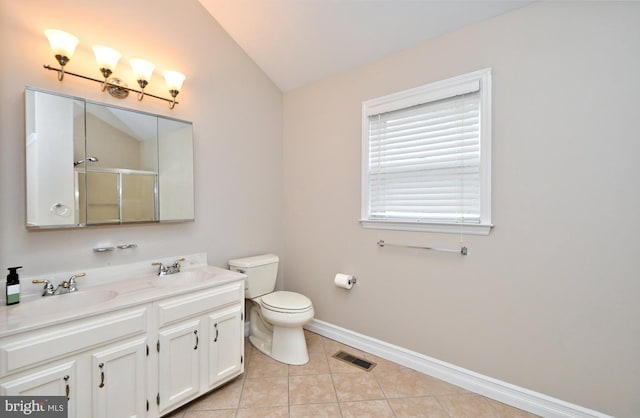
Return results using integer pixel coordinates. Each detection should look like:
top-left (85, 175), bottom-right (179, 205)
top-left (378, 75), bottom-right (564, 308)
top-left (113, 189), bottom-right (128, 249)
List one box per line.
top-left (148, 269), bottom-right (217, 287)
top-left (10, 290), bottom-right (119, 317)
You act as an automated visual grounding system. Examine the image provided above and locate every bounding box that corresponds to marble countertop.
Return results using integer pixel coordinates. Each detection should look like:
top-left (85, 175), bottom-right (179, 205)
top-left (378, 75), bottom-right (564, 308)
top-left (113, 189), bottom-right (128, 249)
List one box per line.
top-left (0, 253), bottom-right (245, 338)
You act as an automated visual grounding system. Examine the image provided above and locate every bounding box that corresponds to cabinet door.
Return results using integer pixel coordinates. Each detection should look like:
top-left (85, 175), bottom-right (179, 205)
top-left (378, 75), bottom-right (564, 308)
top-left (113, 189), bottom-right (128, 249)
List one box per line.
top-left (92, 337), bottom-right (147, 418)
top-left (158, 319), bottom-right (201, 414)
top-left (0, 361), bottom-right (76, 418)
top-left (208, 307), bottom-right (243, 388)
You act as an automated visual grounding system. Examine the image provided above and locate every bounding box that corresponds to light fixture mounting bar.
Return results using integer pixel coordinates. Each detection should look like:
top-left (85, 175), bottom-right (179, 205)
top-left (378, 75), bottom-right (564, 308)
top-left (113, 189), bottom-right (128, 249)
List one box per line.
top-left (43, 64), bottom-right (179, 106)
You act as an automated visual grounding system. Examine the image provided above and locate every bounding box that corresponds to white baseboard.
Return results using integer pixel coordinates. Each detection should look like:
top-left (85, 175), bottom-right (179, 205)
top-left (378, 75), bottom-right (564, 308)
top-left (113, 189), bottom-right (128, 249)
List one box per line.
top-left (305, 319), bottom-right (613, 418)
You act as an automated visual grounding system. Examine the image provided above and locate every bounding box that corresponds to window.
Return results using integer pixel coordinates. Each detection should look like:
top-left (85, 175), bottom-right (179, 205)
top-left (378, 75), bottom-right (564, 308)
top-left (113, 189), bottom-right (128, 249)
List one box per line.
top-left (360, 68), bottom-right (492, 235)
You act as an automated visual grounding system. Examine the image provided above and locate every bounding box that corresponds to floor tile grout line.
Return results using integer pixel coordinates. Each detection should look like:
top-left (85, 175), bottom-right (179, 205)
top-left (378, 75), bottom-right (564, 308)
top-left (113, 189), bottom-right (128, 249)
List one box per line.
top-left (235, 350), bottom-right (247, 411)
top-left (327, 360), bottom-right (344, 417)
top-left (172, 332), bottom-right (536, 417)
top-left (433, 394), bottom-right (454, 418)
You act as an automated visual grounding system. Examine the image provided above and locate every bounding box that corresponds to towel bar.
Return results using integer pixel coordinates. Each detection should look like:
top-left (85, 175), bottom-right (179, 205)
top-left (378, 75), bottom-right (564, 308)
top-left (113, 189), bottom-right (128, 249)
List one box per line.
top-left (377, 240), bottom-right (467, 255)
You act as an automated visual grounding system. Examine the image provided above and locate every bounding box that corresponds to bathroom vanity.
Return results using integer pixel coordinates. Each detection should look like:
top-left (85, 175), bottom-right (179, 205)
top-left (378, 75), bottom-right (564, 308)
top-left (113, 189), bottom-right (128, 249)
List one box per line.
top-left (0, 255), bottom-right (245, 418)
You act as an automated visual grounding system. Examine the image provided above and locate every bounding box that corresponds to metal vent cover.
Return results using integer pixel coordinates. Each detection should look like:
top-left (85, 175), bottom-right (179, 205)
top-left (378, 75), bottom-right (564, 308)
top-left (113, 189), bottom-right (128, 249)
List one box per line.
top-left (332, 350), bottom-right (376, 372)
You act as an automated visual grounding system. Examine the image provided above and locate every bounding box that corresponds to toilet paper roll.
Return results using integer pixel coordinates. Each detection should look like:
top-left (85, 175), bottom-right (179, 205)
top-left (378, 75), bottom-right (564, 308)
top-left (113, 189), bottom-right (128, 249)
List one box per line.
top-left (334, 273), bottom-right (355, 290)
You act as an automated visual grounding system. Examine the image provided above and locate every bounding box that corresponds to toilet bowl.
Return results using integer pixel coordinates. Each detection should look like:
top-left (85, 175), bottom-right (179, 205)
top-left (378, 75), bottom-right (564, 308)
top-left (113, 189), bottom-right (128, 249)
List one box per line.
top-left (249, 291), bottom-right (314, 365)
top-left (228, 254), bottom-right (314, 365)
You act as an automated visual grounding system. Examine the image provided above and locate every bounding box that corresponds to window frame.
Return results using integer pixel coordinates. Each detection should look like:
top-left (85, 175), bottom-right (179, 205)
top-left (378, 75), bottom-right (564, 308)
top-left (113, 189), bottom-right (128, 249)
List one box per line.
top-left (360, 68), bottom-right (493, 235)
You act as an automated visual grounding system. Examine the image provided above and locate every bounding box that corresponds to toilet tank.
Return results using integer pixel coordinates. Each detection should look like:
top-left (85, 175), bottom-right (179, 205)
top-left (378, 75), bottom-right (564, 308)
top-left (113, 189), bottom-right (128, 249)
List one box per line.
top-left (228, 254), bottom-right (279, 299)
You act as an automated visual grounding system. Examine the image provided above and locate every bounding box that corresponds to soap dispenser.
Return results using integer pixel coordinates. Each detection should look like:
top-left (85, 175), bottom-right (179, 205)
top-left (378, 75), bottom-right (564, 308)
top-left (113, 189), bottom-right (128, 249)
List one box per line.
top-left (6, 266), bottom-right (22, 305)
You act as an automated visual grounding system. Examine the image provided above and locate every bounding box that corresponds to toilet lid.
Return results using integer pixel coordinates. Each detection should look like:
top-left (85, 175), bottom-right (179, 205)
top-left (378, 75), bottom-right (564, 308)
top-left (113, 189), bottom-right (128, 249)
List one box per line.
top-left (261, 291), bottom-right (312, 311)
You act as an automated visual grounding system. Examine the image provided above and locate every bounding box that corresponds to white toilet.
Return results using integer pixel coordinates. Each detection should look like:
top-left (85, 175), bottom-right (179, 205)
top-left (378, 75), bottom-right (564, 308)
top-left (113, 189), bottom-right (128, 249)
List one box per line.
top-left (228, 254), bottom-right (314, 365)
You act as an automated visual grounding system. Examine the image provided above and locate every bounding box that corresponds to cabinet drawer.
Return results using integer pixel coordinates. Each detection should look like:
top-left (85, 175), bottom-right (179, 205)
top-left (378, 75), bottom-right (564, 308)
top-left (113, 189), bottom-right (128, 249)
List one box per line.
top-left (156, 282), bottom-right (243, 327)
top-left (0, 306), bottom-right (147, 375)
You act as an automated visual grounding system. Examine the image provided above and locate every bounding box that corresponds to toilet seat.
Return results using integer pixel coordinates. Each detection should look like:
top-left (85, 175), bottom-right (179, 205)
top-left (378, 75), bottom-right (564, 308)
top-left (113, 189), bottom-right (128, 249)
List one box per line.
top-left (260, 291), bottom-right (312, 313)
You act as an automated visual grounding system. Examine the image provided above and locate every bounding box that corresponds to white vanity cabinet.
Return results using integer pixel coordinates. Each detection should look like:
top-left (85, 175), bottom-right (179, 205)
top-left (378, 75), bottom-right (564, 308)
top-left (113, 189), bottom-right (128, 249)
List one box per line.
top-left (153, 281), bottom-right (244, 415)
top-left (156, 319), bottom-right (202, 413)
top-left (0, 306), bottom-right (148, 418)
top-left (0, 361), bottom-right (77, 416)
top-left (0, 273), bottom-right (245, 418)
top-left (207, 307), bottom-right (243, 388)
top-left (91, 337), bottom-right (148, 418)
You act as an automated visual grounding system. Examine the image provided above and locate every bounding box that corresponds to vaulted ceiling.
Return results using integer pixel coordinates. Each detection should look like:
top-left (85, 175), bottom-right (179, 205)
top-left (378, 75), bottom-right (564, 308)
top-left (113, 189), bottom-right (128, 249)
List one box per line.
top-left (198, 0), bottom-right (534, 91)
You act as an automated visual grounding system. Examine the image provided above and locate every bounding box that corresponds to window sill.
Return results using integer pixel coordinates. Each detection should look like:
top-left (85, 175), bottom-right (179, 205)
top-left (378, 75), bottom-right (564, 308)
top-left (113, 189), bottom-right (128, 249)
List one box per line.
top-left (359, 219), bottom-right (493, 235)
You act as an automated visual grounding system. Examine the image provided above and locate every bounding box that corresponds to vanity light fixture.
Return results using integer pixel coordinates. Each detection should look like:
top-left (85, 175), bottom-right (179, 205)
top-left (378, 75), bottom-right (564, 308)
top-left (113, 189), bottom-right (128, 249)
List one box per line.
top-left (163, 70), bottom-right (186, 109)
top-left (43, 29), bottom-right (79, 81)
top-left (92, 45), bottom-right (129, 99)
top-left (130, 58), bottom-right (155, 100)
top-left (92, 46), bottom-right (121, 89)
top-left (43, 29), bottom-right (185, 109)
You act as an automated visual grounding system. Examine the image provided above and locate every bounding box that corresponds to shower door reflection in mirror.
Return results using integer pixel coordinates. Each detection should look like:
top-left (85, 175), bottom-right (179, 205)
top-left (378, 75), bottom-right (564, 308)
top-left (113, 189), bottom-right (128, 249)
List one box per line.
top-left (80, 103), bottom-right (159, 224)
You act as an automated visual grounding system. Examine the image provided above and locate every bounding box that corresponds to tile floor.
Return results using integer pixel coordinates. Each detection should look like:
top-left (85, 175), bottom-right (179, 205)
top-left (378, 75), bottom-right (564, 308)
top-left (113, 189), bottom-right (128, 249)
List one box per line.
top-left (165, 330), bottom-right (539, 418)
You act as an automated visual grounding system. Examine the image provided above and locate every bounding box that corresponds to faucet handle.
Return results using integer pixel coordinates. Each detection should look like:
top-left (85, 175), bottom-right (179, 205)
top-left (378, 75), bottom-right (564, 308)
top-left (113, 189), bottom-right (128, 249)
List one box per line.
top-left (173, 257), bottom-right (186, 267)
top-left (68, 272), bottom-right (86, 282)
top-left (152, 262), bottom-right (168, 275)
top-left (32, 279), bottom-right (56, 296)
top-left (64, 272), bottom-right (85, 292)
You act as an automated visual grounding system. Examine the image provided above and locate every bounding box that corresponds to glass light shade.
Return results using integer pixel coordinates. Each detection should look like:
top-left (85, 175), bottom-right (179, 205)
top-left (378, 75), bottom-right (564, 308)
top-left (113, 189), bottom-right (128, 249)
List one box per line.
top-left (163, 70), bottom-right (186, 91)
top-left (44, 29), bottom-right (79, 58)
top-left (92, 45), bottom-right (121, 71)
top-left (130, 59), bottom-right (155, 81)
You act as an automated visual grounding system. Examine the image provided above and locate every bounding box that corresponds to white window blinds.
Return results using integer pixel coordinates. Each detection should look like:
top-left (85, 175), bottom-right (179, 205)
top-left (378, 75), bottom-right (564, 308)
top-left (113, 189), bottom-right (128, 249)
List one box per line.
top-left (367, 91), bottom-right (480, 223)
top-left (361, 68), bottom-right (491, 234)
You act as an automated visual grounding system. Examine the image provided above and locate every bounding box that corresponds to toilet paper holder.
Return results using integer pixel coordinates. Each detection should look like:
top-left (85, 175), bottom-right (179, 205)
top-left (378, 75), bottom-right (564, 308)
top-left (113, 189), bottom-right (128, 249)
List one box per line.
top-left (334, 273), bottom-right (357, 289)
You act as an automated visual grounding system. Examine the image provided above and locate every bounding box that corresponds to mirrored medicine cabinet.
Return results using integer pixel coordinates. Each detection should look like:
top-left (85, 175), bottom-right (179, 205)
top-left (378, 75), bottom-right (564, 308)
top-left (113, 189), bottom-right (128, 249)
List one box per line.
top-left (25, 87), bottom-right (194, 228)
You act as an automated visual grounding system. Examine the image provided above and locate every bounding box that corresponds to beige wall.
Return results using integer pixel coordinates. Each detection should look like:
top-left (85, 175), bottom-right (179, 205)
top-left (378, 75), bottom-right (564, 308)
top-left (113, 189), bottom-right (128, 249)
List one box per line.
top-left (3, 0), bottom-right (640, 416)
top-left (283, 2), bottom-right (640, 417)
top-left (0, 0), bottom-right (284, 275)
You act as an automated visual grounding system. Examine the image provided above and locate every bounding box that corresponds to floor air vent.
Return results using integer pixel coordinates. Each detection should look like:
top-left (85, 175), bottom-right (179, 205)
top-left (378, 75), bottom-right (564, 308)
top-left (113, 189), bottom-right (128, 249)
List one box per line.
top-left (332, 350), bottom-right (376, 372)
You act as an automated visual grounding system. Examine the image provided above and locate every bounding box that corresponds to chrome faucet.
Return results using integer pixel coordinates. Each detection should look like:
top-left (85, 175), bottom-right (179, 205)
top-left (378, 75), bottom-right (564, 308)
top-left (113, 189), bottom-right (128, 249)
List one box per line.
top-left (152, 262), bottom-right (169, 276)
top-left (32, 279), bottom-right (56, 296)
top-left (62, 273), bottom-right (86, 293)
top-left (152, 258), bottom-right (186, 276)
top-left (32, 272), bottom-right (86, 296)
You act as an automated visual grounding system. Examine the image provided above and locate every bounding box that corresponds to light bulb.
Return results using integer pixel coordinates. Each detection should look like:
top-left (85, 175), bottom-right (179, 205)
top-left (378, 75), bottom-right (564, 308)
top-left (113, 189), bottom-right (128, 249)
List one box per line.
top-left (44, 29), bottom-right (79, 61)
top-left (92, 45), bottom-right (121, 75)
top-left (130, 59), bottom-right (155, 83)
top-left (163, 70), bottom-right (186, 91)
